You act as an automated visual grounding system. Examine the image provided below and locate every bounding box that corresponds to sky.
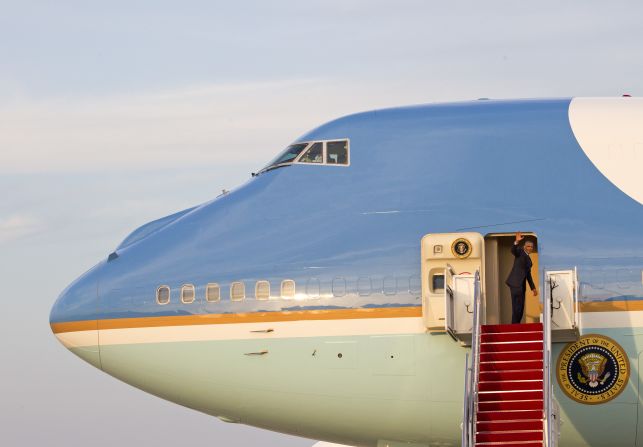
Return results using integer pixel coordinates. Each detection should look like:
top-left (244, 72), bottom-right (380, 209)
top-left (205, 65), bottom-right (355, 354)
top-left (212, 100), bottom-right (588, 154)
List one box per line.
top-left (1, 1), bottom-right (642, 446)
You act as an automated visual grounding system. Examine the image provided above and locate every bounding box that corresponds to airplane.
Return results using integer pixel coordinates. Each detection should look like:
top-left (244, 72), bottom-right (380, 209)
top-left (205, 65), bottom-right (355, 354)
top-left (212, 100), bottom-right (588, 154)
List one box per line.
top-left (50, 97), bottom-right (643, 447)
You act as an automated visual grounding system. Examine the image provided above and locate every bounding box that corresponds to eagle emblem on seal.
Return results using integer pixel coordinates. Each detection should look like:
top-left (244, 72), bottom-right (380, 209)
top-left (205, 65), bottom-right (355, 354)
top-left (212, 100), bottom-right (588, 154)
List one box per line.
top-left (578, 353), bottom-right (609, 388)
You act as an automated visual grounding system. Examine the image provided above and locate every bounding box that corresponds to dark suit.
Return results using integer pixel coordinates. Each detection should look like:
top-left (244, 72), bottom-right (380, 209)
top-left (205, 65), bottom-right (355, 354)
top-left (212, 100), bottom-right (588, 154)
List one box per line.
top-left (505, 243), bottom-right (536, 323)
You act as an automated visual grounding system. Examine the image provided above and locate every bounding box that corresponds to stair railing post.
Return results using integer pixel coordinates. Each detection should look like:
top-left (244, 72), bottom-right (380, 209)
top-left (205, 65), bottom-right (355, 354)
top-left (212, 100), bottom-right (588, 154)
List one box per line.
top-left (468, 270), bottom-right (482, 447)
top-left (543, 275), bottom-right (552, 447)
top-left (462, 352), bottom-right (470, 447)
top-left (461, 270), bottom-right (481, 447)
top-left (574, 266), bottom-right (580, 333)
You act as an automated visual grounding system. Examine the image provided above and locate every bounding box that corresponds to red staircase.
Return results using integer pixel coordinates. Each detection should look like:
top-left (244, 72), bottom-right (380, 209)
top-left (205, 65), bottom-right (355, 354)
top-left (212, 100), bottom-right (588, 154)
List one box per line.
top-left (475, 323), bottom-right (545, 446)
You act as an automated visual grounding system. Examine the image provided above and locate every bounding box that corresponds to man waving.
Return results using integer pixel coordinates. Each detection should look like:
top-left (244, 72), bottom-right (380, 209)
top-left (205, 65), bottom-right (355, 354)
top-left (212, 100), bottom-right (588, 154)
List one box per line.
top-left (505, 232), bottom-right (538, 324)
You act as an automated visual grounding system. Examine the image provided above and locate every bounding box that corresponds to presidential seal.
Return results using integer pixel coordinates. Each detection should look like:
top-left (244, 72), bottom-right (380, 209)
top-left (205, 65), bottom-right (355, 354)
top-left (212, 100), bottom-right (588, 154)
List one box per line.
top-left (451, 238), bottom-right (472, 259)
top-left (556, 334), bottom-right (629, 404)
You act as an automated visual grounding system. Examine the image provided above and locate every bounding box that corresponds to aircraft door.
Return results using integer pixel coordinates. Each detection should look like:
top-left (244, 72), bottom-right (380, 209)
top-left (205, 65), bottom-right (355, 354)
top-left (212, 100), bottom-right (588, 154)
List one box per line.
top-left (444, 265), bottom-right (455, 338)
top-left (445, 269), bottom-right (476, 339)
top-left (421, 232), bottom-right (484, 344)
top-left (545, 268), bottom-right (580, 342)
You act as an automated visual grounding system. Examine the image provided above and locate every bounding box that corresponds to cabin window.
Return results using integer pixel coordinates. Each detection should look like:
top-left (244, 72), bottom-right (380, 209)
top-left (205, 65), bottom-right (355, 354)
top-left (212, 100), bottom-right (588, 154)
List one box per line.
top-left (255, 280), bottom-right (270, 300)
top-left (326, 140), bottom-right (349, 165)
top-left (306, 278), bottom-right (320, 298)
top-left (156, 285), bottom-right (170, 305)
top-left (181, 284), bottom-right (195, 304)
top-left (230, 282), bottom-right (245, 301)
top-left (332, 277), bottom-right (346, 297)
top-left (383, 276), bottom-right (397, 296)
top-left (410, 275), bottom-right (422, 295)
top-left (281, 279), bottom-right (296, 299)
top-left (358, 277), bottom-right (372, 296)
top-left (206, 283), bottom-right (220, 302)
top-left (396, 277), bottom-right (410, 294)
top-left (298, 142), bottom-right (323, 164)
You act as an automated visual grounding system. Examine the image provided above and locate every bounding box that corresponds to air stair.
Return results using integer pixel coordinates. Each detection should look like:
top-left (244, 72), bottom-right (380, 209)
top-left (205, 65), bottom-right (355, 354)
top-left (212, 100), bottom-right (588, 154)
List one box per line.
top-left (420, 232), bottom-right (574, 446)
top-left (476, 323), bottom-right (545, 446)
top-left (461, 272), bottom-right (557, 447)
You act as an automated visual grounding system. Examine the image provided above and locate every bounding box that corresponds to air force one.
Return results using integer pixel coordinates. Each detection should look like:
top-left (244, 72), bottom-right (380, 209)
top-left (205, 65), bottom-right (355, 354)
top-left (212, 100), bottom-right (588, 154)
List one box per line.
top-left (50, 97), bottom-right (643, 447)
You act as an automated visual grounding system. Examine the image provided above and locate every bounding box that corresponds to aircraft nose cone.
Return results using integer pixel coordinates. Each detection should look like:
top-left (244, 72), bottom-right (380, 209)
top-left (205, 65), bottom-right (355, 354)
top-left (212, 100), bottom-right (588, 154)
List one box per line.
top-left (50, 263), bottom-right (102, 369)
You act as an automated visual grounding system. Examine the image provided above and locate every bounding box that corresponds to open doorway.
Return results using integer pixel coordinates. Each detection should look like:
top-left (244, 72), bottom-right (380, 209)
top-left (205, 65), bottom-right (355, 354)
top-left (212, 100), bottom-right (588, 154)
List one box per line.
top-left (420, 231), bottom-right (541, 336)
top-left (484, 233), bottom-right (539, 325)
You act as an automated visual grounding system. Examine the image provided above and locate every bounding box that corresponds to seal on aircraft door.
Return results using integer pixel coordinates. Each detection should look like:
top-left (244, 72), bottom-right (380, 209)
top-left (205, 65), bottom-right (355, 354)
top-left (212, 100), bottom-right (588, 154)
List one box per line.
top-left (451, 238), bottom-right (472, 259)
top-left (556, 334), bottom-right (629, 404)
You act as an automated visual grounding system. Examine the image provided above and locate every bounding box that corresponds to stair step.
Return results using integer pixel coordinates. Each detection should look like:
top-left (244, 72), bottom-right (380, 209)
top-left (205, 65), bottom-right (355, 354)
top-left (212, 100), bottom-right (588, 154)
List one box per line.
top-left (480, 341), bottom-right (543, 353)
top-left (472, 324), bottom-right (546, 446)
top-left (479, 380), bottom-right (543, 392)
top-left (481, 323), bottom-right (543, 334)
top-left (482, 322), bottom-right (544, 332)
top-left (475, 442), bottom-right (543, 447)
top-left (477, 419), bottom-right (544, 433)
top-left (478, 390), bottom-right (543, 402)
top-left (480, 351), bottom-right (542, 362)
top-left (479, 360), bottom-right (543, 372)
top-left (479, 370), bottom-right (543, 382)
top-left (481, 331), bottom-right (543, 343)
top-left (476, 410), bottom-right (543, 421)
top-left (475, 431), bottom-right (543, 443)
top-left (478, 400), bottom-right (543, 412)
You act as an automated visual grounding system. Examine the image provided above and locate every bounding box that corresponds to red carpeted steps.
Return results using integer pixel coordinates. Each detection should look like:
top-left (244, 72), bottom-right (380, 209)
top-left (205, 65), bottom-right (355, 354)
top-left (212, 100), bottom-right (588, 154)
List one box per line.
top-left (475, 323), bottom-right (544, 446)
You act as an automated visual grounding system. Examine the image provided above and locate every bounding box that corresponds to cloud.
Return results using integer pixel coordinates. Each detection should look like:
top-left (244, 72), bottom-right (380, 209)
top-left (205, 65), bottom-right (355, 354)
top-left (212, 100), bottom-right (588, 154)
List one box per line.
top-left (0, 78), bottom-right (442, 174)
top-left (0, 214), bottom-right (43, 243)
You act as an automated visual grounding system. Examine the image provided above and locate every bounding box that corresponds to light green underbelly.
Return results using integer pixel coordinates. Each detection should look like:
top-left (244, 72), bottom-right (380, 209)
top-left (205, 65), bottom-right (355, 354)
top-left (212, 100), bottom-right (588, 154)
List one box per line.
top-left (70, 327), bottom-right (643, 447)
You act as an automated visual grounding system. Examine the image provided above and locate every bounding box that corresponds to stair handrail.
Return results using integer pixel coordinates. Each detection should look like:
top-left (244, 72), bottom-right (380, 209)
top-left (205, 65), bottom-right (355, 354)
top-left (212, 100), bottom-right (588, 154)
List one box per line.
top-left (543, 275), bottom-right (554, 447)
top-left (573, 266), bottom-right (580, 332)
top-left (462, 270), bottom-right (482, 447)
top-left (461, 352), bottom-right (470, 447)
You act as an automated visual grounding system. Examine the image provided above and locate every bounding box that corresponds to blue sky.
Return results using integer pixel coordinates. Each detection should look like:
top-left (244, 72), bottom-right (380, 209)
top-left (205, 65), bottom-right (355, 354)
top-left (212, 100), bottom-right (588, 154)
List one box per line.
top-left (1, 1), bottom-right (642, 446)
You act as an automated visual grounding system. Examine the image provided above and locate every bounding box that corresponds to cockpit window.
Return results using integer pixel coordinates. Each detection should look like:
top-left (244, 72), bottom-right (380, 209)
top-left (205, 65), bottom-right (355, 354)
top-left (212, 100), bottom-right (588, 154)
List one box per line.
top-left (263, 143), bottom-right (309, 171)
top-left (298, 142), bottom-right (323, 164)
top-left (258, 139), bottom-right (350, 175)
top-left (326, 140), bottom-right (349, 165)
